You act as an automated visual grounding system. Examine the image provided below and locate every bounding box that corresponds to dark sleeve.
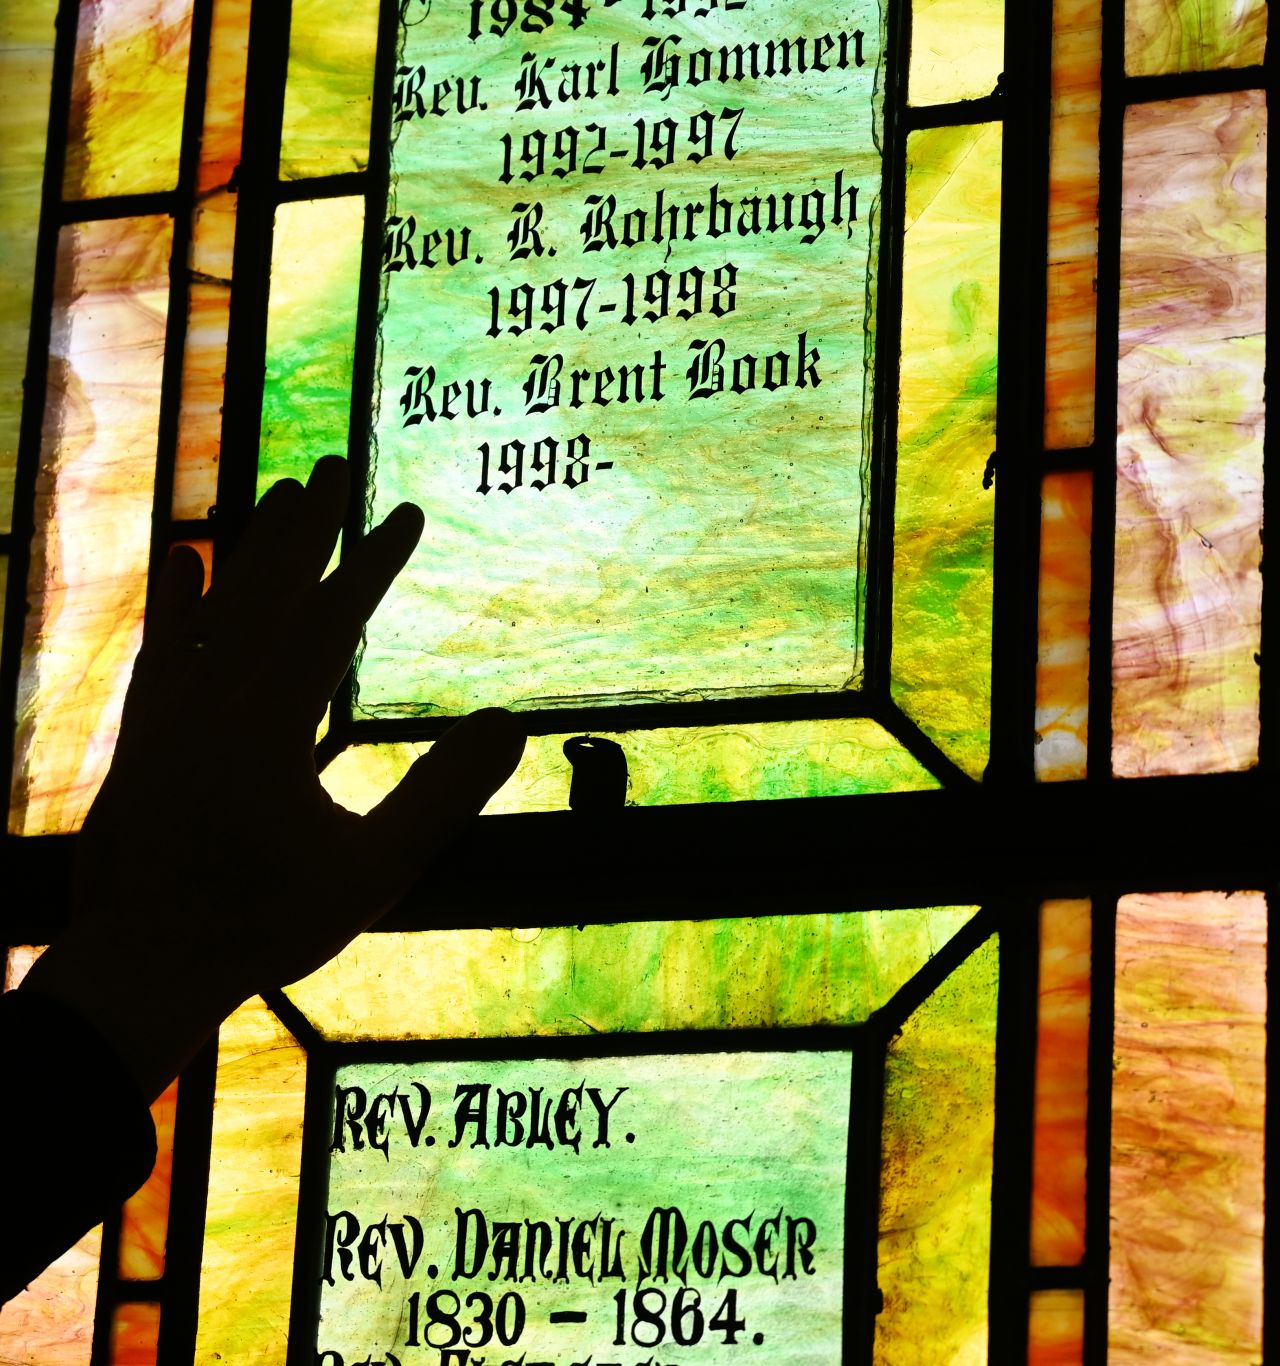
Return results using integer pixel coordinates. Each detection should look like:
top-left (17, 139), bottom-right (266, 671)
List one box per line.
top-left (0, 988), bottom-right (157, 1305)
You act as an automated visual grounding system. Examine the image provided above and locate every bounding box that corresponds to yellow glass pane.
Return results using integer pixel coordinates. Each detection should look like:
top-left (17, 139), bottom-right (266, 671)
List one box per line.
top-left (909, 0), bottom-right (1004, 105)
top-left (64, 0), bottom-right (193, 200)
top-left (1126, 0), bottom-right (1267, 74)
top-left (892, 123), bottom-right (1001, 779)
top-left (278, 0), bottom-right (380, 180)
top-left (195, 998), bottom-right (306, 1366)
top-left (0, 2), bottom-right (57, 532)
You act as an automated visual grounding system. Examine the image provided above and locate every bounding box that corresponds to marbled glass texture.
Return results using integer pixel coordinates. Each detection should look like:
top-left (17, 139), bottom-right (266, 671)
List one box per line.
top-left (257, 197), bottom-right (365, 496)
top-left (908, 0), bottom-right (1004, 106)
top-left (63, 0), bottom-right (193, 201)
top-left (875, 937), bottom-right (998, 1365)
top-left (1035, 472), bottom-right (1091, 781)
top-left (1113, 92), bottom-right (1265, 776)
top-left (9, 217), bottom-right (171, 836)
top-left (279, 0), bottom-right (380, 180)
top-left (1125, 0), bottom-right (1267, 75)
top-left (892, 123), bottom-right (1000, 779)
top-left (320, 716), bottom-right (940, 816)
top-left (1045, 0), bottom-right (1101, 449)
top-left (118, 1082), bottom-right (179, 1281)
top-left (109, 1303), bottom-right (160, 1366)
top-left (1109, 892), bottom-right (1266, 1364)
top-left (362, 0), bottom-right (883, 718)
top-left (0, 2), bottom-right (57, 532)
top-left (284, 911), bottom-right (980, 1041)
top-left (172, 0), bottom-right (253, 521)
top-left (196, 997), bottom-right (307, 1366)
top-left (1028, 1290), bottom-right (1084, 1366)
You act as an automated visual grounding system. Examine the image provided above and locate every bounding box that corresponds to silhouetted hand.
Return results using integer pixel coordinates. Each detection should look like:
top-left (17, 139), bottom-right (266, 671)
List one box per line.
top-left (22, 456), bottom-right (524, 1101)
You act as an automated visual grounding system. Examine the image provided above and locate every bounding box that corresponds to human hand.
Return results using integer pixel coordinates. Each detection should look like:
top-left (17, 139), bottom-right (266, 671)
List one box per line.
top-left (22, 457), bottom-right (524, 1100)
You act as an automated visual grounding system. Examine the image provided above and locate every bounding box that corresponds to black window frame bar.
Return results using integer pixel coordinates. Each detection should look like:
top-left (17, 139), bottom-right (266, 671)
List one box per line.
top-left (0, 1), bottom-right (1272, 1365)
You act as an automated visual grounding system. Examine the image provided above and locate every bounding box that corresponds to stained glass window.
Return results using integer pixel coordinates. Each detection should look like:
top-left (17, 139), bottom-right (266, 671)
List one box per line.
top-left (0, 0), bottom-right (1269, 1362)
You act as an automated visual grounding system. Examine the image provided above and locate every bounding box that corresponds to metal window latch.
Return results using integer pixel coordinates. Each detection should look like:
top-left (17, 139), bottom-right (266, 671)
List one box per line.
top-left (564, 736), bottom-right (628, 813)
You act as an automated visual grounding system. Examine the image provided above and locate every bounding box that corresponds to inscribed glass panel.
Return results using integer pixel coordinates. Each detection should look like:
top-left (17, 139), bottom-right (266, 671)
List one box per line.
top-left (360, 0), bottom-right (884, 718)
top-left (1113, 92), bottom-right (1265, 777)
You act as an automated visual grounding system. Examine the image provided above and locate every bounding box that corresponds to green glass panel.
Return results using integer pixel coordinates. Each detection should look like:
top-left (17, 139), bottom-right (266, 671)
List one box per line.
top-left (909, 0), bottom-right (1005, 105)
top-left (284, 911), bottom-right (981, 1041)
top-left (891, 123), bottom-right (1000, 779)
top-left (875, 935), bottom-right (999, 1363)
top-left (1125, 0), bottom-right (1267, 74)
top-left (360, 2), bottom-right (885, 718)
top-left (0, 3), bottom-right (57, 533)
top-left (319, 1052), bottom-right (851, 1363)
top-left (258, 197), bottom-right (365, 497)
top-left (320, 718), bottom-right (940, 817)
top-left (279, 0), bottom-right (379, 180)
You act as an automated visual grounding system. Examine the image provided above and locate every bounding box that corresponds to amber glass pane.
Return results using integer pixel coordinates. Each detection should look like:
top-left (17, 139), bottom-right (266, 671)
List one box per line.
top-left (909, 0), bottom-right (1004, 105)
top-left (0, 3), bottom-right (57, 532)
top-left (172, 0), bottom-right (252, 521)
top-left (9, 216), bottom-right (171, 836)
top-left (1045, 0), bottom-right (1101, 449)
top-left (1028, 1290), bottom-right (1084, 1365)
top-left (1110, 892), bottom-right (1265, 1362)
top-left (1113, 93), bottom-right (1265, 777)
top-left (109, 1303), bottom-right (160, 1366)
top-left (1126, 0), bottom-right (1267, 74)
top-left (1035, 472), bottom-right (1091, 781)
top-left (118, 1082), bottom-right (178, 1281)
top-left (64, 0), bottom-right (193, 201)
top-left (893, 123), bottom-right (1001, 778)
top-left (1030, 900), bottom-right (1090, 1264)
top-left (278, 0), bottom-right (379, 180)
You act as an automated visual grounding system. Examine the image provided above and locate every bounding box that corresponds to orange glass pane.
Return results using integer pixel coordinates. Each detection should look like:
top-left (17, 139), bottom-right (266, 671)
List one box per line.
top-left (1045, 0), bottom-right (1101, 449)
top-left (171, 538), bottom-right (214, 593)
top-left (109, 1302), bottom-right (160, 1366)
top-left (1113, 92), bottom-right (1265, 776)
top-left (1030, 899), bottom-right (1090, 1264)
top-left (9, 216), bottom-right (171, 836)
top-left (1035, 472), bottom-right (1091, 781)
top-left (172, 0), bottom-right (251, 521)
top-left (118, 1081), bottom-right (178, 1281)
top-left (1110, 892), bottom-right (1265, 1362)
top-left (1028, 1290), bottom-right (1084, 1365)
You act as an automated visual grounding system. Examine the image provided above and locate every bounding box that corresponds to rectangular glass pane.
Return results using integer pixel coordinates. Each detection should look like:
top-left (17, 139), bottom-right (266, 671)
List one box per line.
top-left (321, 717), bottom-right (941, 818)
top-left (118, 1081), bottom-right (179, 1281)
top-left (320, 1052), bottom-right (850, 1363)
top-left (172, 0), bottom-right (253, 520)
top-left (892, 123), bottom-right (1001, 779)
top-left (285, 911), bottom-right (980, 1041)
top-left (278, 0), bottom-right (379, 180)
top-left (1110, 892), bottom-right (1265, 1362)
top-left (362, 2), bottom-right (884, 718)
top-left (0, 2), bottom-right (57, 532)
top-left (1125, 0), bottom-right (1267, 74)
top-left (64, 0), bottom-right (193, 201)
top-left (1035, 472), bottom-right (1091, 781)
top-left (1113, 92), bottom-right (1265, 777)
top-left (258, 197), bottom-right (364, 496)
top-left (909, 0), bottom-right (1004, 106)
top-left (1030, 899), bottom-right (1090, 1265)
top-left (195, 998), bottom-right (307, 1366)
top-left (875, 937), bottom-right (999, 1363)
top-left (109, 1303), bottom-right (160, 1366)
top-left (9, 216), bottom-right (171, 836)
top-left (1045, 0), bottom-right (1101, 449)
top-left (1028, 1289), bottom-right (1084, 1365)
